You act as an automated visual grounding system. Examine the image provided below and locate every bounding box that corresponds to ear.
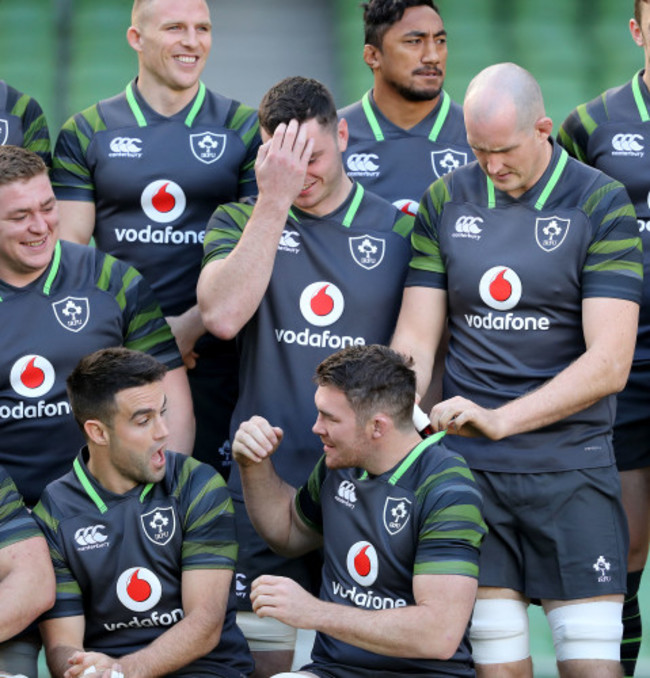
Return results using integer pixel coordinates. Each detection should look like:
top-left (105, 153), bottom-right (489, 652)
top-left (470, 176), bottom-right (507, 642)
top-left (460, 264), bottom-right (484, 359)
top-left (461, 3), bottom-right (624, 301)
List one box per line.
top-left (631, 18), bottom-right (645, 47)
top-left (127, 25), bottom-right (144, 53)
top-left (337, 117), bottom-right (349, 153)
top-left (84, 419), bottom-right (110, 446)
top-left (534, 116), bottom-right (553, 141)
top-left (363, 44), bottom-right (381, 71)
top-left (370, 413), bottom-right (391, 439)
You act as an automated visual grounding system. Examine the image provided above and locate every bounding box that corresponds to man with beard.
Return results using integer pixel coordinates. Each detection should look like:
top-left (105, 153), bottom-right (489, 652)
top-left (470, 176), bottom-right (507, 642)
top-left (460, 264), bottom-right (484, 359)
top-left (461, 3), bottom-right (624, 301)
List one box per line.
top-left (339, 0), bottom-right (472, 217)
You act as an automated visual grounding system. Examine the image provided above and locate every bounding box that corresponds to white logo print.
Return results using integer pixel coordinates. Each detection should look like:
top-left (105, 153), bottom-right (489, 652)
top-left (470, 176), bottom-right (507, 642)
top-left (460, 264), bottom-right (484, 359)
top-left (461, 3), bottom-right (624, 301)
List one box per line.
top-left (383, 497), bottom-right (412, 535)
top-left (336, 480), bottom-right (357, 508)
top-left (278, 229), bottom-right (301, 253)
top-left (140, 507), bottom-right (176, 546)
top-left (140, 180), bottom-right (186, 223)
top-left (0, 119), bottom-right (8, 145)
top-left (116, 567), bottom-right (162, 612)
top-left (349, 235), bottom-right (385, 270)
top-left (535, 216), bottom-right (570, 252)
top-left (299, 282), bottom-right (345, 327)
top-left (347, 541), bottom-right (378, 586)
top-left (479, 267), bottom-right (522, 311)
top-left (52, 296), bottom-right (90, 333)
top-left (431, 149), bottom-right (468, 178)
top-left (190, 132), bottom-right (226, 164)
top-left (392, 199), bottom-right (419, 216)
top-left (74, 524), bottom-right (108, 548)
top-left (10, 355), bottom-right (56, 398)
top-left (109, 137), bottom-right (143, 157)
top-left (611, 133), bottom-right (644, 156)
top-left (593, 555), bottom-right (612, 583)
top-left (453, 215), bottom-right (483, 240)
top-left (346, 153), bottom-right (380, 176)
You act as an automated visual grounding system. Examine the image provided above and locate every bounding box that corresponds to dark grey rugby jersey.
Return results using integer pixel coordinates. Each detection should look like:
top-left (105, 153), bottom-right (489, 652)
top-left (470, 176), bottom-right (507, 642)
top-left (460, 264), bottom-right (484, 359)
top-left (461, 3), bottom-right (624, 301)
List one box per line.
top-left (339, 90), bottom-right (473, 216)
top-left (203, 184), bottom-right (413, 492)
top-left (33, 451), bottom-right (252, 678)
top-left (0, 80), bottom-right (51, 164)
top-left (0, 241), bottom-right (181, 505)
top-left (52, 80), bottom-right (260, 316)
top-left (296, 436), bottom-right (485, 675)
top-left (407, 141), bottom-right (643, 472)
top-left (559, 70), bottom-right (650, 361)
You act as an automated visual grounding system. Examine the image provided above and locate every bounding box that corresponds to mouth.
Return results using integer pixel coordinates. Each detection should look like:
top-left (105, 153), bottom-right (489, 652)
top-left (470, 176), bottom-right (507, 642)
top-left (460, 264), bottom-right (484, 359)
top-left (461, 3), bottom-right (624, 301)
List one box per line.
top-left (174, 55), bottom-right (199, 65)
top-left (151, 448), bottom-right (166, 470)
top-left (22, 236), bottom-right (48, 249)
top-left (300, 179), bottom-right (317, 195)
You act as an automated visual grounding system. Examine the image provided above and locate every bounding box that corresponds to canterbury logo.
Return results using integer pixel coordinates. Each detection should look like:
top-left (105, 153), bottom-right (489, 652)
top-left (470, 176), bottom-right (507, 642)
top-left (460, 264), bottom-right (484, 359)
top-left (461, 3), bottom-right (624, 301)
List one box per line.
top-left (346, 153), bottom-right (379, 172)
top-left (612, 133), bottom-right (644, 152)
top-left (455, 215), bottom-right (484, 234)
top-left (337, 480), bottom-right (357, 503)
top-left (109, 137), bottom-right (142, 154)
top-left (74, 524), bottom-right (108, 546)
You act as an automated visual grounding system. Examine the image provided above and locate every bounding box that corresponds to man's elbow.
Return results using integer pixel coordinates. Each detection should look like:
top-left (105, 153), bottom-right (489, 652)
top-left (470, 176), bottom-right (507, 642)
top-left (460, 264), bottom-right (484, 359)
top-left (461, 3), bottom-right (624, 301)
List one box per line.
top-left (198, 302), bottom-right (240, 341)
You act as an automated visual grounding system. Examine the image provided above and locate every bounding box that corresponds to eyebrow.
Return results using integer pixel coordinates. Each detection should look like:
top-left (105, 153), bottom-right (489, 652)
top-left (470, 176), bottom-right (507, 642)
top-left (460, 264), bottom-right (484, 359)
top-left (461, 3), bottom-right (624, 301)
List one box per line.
top-left (130, 394), bottom-right (167, 421)
top-left (403, 29), bottom-right (447, 38)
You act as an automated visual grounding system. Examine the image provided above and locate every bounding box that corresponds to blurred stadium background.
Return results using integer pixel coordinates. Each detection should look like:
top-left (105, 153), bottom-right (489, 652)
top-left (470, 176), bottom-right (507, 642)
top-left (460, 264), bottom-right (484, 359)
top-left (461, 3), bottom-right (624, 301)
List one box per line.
top-left (1, 0), bottom-right (648, 675)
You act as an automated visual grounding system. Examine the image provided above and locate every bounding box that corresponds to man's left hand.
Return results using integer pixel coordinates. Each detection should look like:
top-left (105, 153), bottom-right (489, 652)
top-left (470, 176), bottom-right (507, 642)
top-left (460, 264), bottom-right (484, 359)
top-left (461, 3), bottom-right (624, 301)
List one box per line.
top-left (251, 575), bottom-right (320, 629)
top-left (431, 396), bottom-right (506, 440)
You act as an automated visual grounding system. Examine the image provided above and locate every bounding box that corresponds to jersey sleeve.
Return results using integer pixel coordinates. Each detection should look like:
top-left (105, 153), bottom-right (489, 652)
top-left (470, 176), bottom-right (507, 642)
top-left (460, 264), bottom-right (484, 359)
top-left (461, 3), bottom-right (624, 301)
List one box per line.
top-left (201, 202), bottom-right (253, 266)
top-left (413, 451), bottom-right (486, 578)
top-left (404, 176), bottom-right (450, 290)
top-left (0, 466), bottom-right (42, 550)
top-left (294, 456), bottom-right (327, 534)
top-left (557, 103), bottom-right (595, 163)
top-left (51, 105), bottom-right (103, 201)
top-left (95, 253), bottom-right (183, 369)
top-left (580, 176), bottom-right (643, 302)
top-left (225, 102), bottom-right (261, 199)
top-left (10, 89), bottom-right (51, 165)
top-left (175, 457), bottom-right (238, 571)
top-left (32, 495), bottom-right (84, 620)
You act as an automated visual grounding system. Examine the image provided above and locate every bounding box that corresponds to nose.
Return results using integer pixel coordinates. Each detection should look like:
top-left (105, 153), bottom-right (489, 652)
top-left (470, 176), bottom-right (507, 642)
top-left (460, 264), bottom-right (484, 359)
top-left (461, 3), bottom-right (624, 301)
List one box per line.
top-left (485, 153), bottom-right (503, 177)
top-left (181, 27), bottom-right (200, 48)
top-left (154, 415), bottom-right (169, 441)
top-left (312, 415), bottom-right (325, 436)
top-left (29, 211), bottom-right (50, 234)
top-left (422, 37), bottom-right (440, 64)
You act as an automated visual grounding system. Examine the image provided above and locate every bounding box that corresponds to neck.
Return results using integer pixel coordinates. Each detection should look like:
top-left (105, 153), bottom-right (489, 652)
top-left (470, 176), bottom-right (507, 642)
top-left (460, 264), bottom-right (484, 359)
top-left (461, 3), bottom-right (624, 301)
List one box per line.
top-left (87, 449), bottom-right (137, 495)
top-left (372, 83), bottom-right (440, 130)
top-left (136, 74), bottom-right (200, 117)
top-left (643, 64), bottom-right (650, 92)
top-left (363, 430), bottom-right (423, 476)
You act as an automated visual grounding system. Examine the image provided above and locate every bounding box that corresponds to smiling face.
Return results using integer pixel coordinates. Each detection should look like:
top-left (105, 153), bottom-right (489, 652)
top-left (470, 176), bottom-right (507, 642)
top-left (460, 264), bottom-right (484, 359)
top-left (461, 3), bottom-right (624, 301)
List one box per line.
top-left (311, 385), bottom-right (372, 469)
top-left (128, 0), bottom-right (211, 96)
top-left (365, 5), bottom-right (447, 102)
top-left (0, 173), bottom-right (58, 287)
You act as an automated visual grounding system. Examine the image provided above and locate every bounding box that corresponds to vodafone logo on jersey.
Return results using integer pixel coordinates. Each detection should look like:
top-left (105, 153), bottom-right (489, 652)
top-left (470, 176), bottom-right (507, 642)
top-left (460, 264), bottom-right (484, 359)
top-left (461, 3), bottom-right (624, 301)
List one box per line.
top-left (116, 567), bottom-right (162, 612)
top-left (392, 199), bottom-right (419, 217)
top-left (479, 266), bottom-right (522, 311)
top-left (299, 282), bottom-right (345, 327)
top-left (141, 180), bottom-right (186, 224)
top-left (347, 541), bottom-right (378, 586)
top-left (10, 355), bottom-right (55, 398)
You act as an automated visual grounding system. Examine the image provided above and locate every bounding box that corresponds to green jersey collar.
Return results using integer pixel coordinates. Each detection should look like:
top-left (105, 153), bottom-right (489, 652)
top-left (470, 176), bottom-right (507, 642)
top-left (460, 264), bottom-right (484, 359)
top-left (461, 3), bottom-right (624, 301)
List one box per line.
top-left (126, 80), bottom-right (206, 128)
top-left (361, 90), bottom-right (450, 143)
top-left (632, 70), bottom-right (650, 122)
top-left (0, 240), bottom-right (61, 302)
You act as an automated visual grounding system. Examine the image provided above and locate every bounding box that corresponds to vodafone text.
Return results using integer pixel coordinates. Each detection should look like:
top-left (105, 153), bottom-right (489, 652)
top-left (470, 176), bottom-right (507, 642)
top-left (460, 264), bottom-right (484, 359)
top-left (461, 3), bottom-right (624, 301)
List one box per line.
top-left (0, 400), bottom-right (70, 420)
top-left (331, 581), bottom-right (407, 609)
top-left (464, 313), bottom-right (550, 331)
top-left (114, 226), bottom-right (205, 245)
top-left (104, 608), bottom-right (183, 632)
top-left (275, 328), bottom-right (365, 349)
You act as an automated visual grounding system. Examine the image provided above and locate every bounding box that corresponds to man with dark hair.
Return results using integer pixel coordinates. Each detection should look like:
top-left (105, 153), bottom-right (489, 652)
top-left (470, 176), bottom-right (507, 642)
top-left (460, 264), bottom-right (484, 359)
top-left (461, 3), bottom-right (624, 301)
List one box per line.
top-left (51, 0), bottom-right (261, 477)
top-left (392, 62), bottom-right (642, 677)
top-left (198, 76), bottom-right (413, 676)
top-left (0, 80), bottom-right (51, 165)
top-left (339, 0), bottom-right (472, 216)
top-left (33, 347), bottom-right (253, 678)
top-left (558, 3), bottom-right (650, 674)
top-left (232, 344), bottom-right (486, 678)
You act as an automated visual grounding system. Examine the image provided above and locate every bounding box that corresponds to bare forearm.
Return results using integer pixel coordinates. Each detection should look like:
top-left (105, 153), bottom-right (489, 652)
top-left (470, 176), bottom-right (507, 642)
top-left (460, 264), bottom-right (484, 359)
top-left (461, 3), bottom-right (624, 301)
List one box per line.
top-left (198, 198), bottom-right (289, 339)
top-left (118, 613), bottom-right (222, 678)
top-left (46, 644), bottom-right (84, 678)
top-left (239, 463), bottom-right (305, 556)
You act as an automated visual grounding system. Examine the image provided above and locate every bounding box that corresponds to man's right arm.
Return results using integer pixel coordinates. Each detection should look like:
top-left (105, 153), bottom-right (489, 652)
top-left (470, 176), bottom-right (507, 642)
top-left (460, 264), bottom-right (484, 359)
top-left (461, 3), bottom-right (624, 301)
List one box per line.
top-left (56, 200), bottom-right (95, 245)
top-left (39, 615), bottom-right (86, 678)
top-left (232, 416), bottom-right (322, 557)
top-left (197, 120), bottom-right (314, 340)
top-left (391, 286), bottom-right (448, 397)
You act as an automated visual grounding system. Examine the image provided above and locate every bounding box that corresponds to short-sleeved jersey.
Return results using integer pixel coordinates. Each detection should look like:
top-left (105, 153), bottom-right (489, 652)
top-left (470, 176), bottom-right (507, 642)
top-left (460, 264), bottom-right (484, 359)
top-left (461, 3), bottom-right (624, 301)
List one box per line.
top-left (0, 465), bottom-right (41, 552)
top-left (406, 141), bottom-right (643, 472)
top-left (33, 451), bottom-right (253, 678)
top-left (296, 435), bottom-right (486, 676)
top-left (558, 71), bottom-right (650, 361)
top-left (0, 241), bottom-right (182, 506)
top-left (339, 90), bottom-right (472, 215)
top-left (0, 80), bottom-right (51, 165)
top-left (203, 184), bottom-right (414, 492)
top-left (51, 80), bottom-right (261, 316)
